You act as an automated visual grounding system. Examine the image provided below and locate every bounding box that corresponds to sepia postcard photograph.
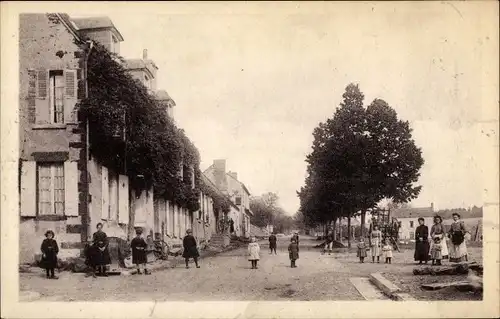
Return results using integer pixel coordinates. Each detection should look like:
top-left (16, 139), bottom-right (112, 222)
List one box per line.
top-left (1, 1), bottom-right (499, 319)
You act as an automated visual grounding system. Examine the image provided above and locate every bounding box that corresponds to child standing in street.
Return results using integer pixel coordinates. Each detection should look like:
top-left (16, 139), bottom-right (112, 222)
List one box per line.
top-left (40, 230), bottom-right (59, 279)
top-left (288, 238), bottom-right (299, 268)
top-left (131, 228), bottom-right (150, 275)
top-left (248, 237), bottom-right (260, 269)
top-left (357, 237), bottom-right (368, 263)
top-left (382, 240), bottom-right (393, 264)
top-left (430, 236), bottom-right (443, 266)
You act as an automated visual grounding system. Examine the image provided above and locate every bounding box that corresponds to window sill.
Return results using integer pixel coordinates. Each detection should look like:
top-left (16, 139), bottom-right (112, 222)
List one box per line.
top-left (28, 215), bottom-right (68, 221)
top-left (32, 123), bottom-right (78, 130)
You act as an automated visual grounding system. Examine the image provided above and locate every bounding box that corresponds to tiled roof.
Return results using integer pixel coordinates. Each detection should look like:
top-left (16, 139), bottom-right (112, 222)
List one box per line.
top-left (72, 16), bottom-right (124, 41)
top-left (155, 90), bottom-right (174, 103)
top-left (391, 207), bottom-right (435, 218)
top-left (123, 59), bottom-right (158, 78)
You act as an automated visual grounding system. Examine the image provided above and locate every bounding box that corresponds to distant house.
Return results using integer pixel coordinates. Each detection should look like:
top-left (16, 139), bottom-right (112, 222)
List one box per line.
top-left (204, 159), bottom-right (253, 238)
top-left (391, 204), bottom-right (483, 241)
top-left (391, 204), bottom-right (435, 240)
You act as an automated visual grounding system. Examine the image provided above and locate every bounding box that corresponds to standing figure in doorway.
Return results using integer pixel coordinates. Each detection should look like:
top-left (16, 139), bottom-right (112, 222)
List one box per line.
top-left (414, 218), bottom-right (430, 264)
top-left (182, 229), bottom-right (200, 269)
top-left (91, 223), bottom-right (111, 277)
top-left (268, 232), bottom-right (277, 255)
top-left (369, 225), bottom-right (382, 263)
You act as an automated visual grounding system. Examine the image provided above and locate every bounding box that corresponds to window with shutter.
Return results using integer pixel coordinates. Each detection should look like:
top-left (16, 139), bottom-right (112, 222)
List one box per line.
top-left (37, 162), bottom-right (65, 215)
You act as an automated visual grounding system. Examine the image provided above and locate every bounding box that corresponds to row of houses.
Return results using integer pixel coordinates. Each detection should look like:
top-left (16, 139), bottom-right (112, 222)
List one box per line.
top-left (18, 13), bottom-right (253, 263)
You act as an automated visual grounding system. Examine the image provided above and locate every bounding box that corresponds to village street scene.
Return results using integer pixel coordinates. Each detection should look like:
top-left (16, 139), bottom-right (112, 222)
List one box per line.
top-left (12, 3), bottom-right (495, 307)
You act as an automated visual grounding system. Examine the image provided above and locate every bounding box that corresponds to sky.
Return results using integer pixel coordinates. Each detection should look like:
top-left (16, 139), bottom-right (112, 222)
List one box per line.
top-left (70, 2), bottom-right (497, 214)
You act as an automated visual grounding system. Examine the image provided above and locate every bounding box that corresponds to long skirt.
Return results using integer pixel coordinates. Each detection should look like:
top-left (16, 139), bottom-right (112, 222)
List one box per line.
top-left (430, 235), bottom-right (449, 259)
top-left (357, 248), bottom-right (367, 258)
top-left (414, 241), bottom-right (430, 261)
top-left (371, 244), bottom-right (380, 257)
top-left (449, 241), bottom-right (467, 262)
top-left (89, 245), bottom-right (111, 266)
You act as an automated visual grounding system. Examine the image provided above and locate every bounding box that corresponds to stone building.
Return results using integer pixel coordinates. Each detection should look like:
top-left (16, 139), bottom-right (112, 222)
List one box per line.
top-left (18, 13), bottom-right (130, 263)
top-left (19, 13), bottom-right (229, 265)
top-left (204, 159), bottom-right (253, 238)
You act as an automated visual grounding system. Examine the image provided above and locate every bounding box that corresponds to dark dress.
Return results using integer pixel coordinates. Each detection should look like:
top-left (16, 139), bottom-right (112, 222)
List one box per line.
top-left (182, 235), bottom-right (200, 258)
top-left (40, 238), bottom-right (59, 269)
top-left (91, 230), bottom-right (111, 266)
top-left (414, 225), bottom-right (430, 261)
top-left (288, 242), bottom-right (299, 260)
top-left (269, 235), bottom-right (277, 249)
top-left (131, 236), bottom-right (148, 264)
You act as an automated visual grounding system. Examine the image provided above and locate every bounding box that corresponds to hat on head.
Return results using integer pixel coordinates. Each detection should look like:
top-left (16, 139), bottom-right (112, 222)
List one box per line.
top-left (452, 212), bottom-right (461, 218)
top-left (186, 229), bottom-right (192, 234)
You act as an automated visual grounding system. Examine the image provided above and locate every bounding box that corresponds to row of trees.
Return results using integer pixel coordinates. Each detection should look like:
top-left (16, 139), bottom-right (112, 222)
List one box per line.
top-left (297, 83), bottom-right (424, 247)
top-left (250, 192), bottom-right (296, 234)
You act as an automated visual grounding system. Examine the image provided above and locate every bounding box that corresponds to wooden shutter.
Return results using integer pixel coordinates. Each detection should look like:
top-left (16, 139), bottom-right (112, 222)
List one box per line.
top-left (101, 165), bottom-right (109, 220)
top-left (118, 174), bottom-right (129, 224)
top-left (64, 69), bottom-right (78, 123)
top-left (20, 161), bottom-right (37, 217)
top-left (35, 70), bottom-right (50, 124)
top-left (27, 70), bottom-right (37, 123)
top-left (64, 161), bottom-right (79, 216)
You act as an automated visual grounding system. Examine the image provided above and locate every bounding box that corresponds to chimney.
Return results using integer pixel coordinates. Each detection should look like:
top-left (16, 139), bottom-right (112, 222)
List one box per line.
top-left (431, 202), bottom-right (434, 212)
top-left (228, 171), bottom-right (238, 180)
top-left (213, 159), bottom-right (227, 191)
top-left (143, 49), bottom-right (148, 60)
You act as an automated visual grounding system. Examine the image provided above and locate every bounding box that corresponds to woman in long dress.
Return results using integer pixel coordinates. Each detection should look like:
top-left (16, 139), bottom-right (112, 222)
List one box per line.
top-left (90, 223), bottom-right (111, 277)
top-left (414, 217), bottom-right (430, 264)
top-left (182, 229), bottom-right (200, 269)
top-left (369, 225), bottom-right (382, 263)
top-left (448, 213), bottom-right (468, 262)
top-left (430, 215), bottom-right (449, 261)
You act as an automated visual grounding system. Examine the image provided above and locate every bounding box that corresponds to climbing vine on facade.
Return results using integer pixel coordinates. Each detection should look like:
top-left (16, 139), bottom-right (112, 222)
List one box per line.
top-left (78, 42), bottom-right (200, 211)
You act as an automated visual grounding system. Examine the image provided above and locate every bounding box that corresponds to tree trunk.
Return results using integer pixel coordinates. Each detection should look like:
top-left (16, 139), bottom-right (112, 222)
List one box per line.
top-left (333, 218), bottom-right (337, 241)
top-left (347, 211), bottom-right (352, 248)
top-left (339, 218), bottom-right (343, 242)
top-left (361, 210), bottom-right (366, 238)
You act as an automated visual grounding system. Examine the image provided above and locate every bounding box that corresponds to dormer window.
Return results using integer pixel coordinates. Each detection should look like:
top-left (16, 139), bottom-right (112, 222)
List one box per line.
top-left (111, 35), bottom-right (119, 54)
top-left (144, 74), bottom-right (151, 90)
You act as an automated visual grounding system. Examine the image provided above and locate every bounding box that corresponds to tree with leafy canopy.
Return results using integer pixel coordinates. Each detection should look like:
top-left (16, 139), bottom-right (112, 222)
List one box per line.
top-left (298, 83), bottom-right (424, 247)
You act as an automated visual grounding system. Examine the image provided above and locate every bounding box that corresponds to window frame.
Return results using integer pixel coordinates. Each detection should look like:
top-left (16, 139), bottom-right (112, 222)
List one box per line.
top-left (36, 162), bottom-right (65, 216)
top-left (48, 70), bottom-right (65, 124)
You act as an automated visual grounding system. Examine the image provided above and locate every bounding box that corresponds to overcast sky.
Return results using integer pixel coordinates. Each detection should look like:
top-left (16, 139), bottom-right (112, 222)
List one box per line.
top-left (70, 2), bottom-right (496, 214)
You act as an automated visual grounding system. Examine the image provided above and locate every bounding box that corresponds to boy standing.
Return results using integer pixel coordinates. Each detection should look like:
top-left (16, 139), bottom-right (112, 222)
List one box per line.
top-left (131, 228), bottom-right (150, 275)
top-left (288, 238), bottom-right (299, 268)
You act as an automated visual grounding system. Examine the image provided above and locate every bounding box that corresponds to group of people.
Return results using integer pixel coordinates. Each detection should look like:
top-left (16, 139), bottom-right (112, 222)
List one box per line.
top-left (247, 232), bottom-right (300, 269)
top-left (39, 223), bottom-right (203, 279)
top-left (352, 212), bottom-right (470, 265)
top-left (414, 213), bottom-right (469, 265)
top-left (356, 225), bottom-right (393, 264)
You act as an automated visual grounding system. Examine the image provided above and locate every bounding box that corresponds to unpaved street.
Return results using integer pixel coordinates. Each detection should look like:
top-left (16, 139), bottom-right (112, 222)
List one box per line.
top-left (21, 237), bottom-right (363, 301)
top-left (20, 236), bottom-right (482, 301)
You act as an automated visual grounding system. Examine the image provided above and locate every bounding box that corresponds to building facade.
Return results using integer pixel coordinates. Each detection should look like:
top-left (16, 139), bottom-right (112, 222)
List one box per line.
top-left (204, 159), bottom-right (253, 238)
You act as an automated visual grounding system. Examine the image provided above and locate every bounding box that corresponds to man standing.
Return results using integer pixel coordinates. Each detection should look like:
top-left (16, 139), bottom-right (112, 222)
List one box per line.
top-left (269, 233), bottom-right (277, 255)
top-left (324, 229), bottom-right (334, 255)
